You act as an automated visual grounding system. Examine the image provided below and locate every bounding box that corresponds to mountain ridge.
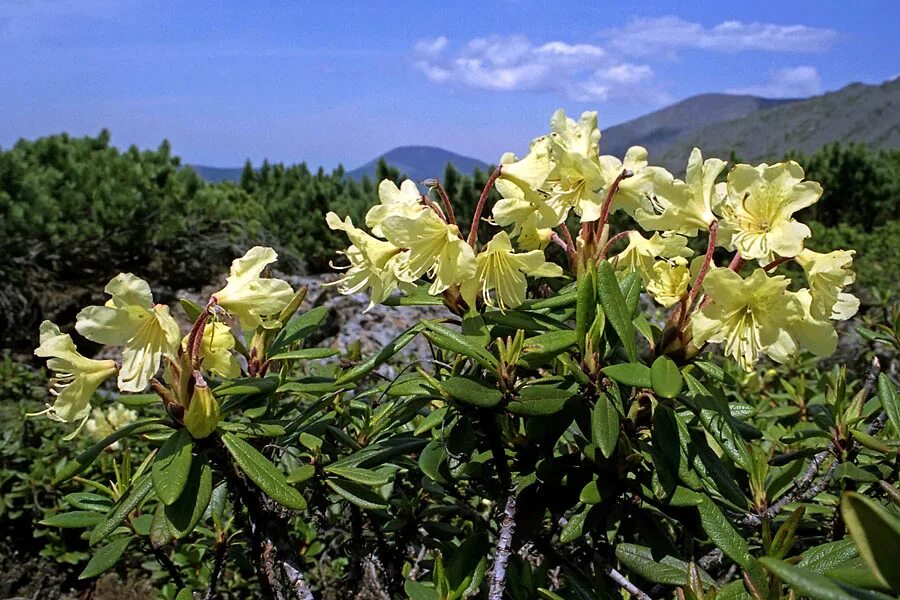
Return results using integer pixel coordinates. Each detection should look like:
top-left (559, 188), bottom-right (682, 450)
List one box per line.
top-left (188, 79), bottom-right (898, 183)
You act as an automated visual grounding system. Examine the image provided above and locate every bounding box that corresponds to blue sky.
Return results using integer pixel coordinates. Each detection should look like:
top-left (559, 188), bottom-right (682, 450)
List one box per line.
top-left (1, 1), bottom-right (897, 169)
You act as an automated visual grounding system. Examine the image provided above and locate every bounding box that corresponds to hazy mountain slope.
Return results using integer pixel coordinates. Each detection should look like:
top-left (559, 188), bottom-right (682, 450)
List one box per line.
top-left (347, 145), bottom-right (490, 181)
top-left (189, 165), bottom-right (244, 183)
top-left (600, 94), bottom-right (796, 160)
top-left (659, 78), bottom-right (900, 169)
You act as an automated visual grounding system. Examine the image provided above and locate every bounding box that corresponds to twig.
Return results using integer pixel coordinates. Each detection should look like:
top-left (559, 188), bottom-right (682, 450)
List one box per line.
top-left (488, 486), bottom-right (517, 600)
top-left (763, 256), bottom-right (792, 272)
top-left (742, 358), bottom-right (882, 526)
top-left (604, 564), bottom-right (651, 600)
top-left (467, 166), bottom-right (503, 247)
top-left (148, 544), bottom-right (186, 590)
top-left (205, 536), bottom-right (229, 600)
top-left (220, 449), bottom-right (314, 600)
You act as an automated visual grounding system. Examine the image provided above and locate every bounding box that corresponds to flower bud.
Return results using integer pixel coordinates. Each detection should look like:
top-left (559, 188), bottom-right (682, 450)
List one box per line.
top-left (183, 374), bottom-right (219, 439)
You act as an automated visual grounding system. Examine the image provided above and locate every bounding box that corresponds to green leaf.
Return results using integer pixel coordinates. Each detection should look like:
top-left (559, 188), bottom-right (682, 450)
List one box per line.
top-left (79, 537), bottom-right (131, 579)
top-left (521, 330), bottom-right (577, 364)
top-left (602, 363), bottom-right (651, 388)
top-left (179, 298), bottom-right (203, 321)
top-left (268, 305), bottom-right (330, 356)
top-left (404, 580), bottom-right (438, 600)
top-left (268, 348), bottom-right (339, 361)
top-left (482, 309), bottom-right (568, 332)
top-left (877, 374), bottom-right (900, 435)
top-left (591, 392), bottom-right (620, 459)
top-left (560, 505), bottom-right (591, 543)
top-left (423, 322), bottom-right (499, 371)
top-left (165, 459), bottom-right (213, 539)
top-left (693, 394), bottom-right (752, 472)
top-left (849, 429), bottom-right (894, 454)
top-left (579, 480), bottom-right (606, 504)
top-left (619, 270), bottom-right (642, 317)
top-left (841, 492), bottom-right (900, 590)
top-left (798, 539), bottom-right (859, 574)
top-left (326, 478), bottom-right (388, 510)
top-left (576, 263), bottom-right (597, 353)
top-left (521, 290), bottom-right (577, 310)
top-left (696, 495), bottom-right (751, 568)
top-left (418, 440), bottom-right (448, 484)
top-left (63, 492), bottom-right (113, 513)
top-left (218, 422), bottom-right (287, 438)
top-left (150, 502), bottom-right (172, 549)
top-left (596, 260), bottom-right (637, 362)
top-left (116, 393), bottom-right (161, 407)
top-left (337, 323), bottom-right (424, 383)
top-left (759, 558), bottom-right (890, 600)
top-left (716, 580), bottom-right (751, 600)
top-left (615, 544), bottom-right (699, 585)
top-left (287, 464), bottom-right (316, 484)
top-left (54, 419), bottom-right (167, 484)
top-left (174, 589), bottom-right (194, 600)
top-left (440, 376), bottom-right (502, 408)
top-left (214, 376), bottom-right (278, 397)
top-left (41, 511), bottom-right (106, 528)
top-left (90, 474), bottom-right (154, 545)
top-left (324, 465), bottom-right (392, 487)
top-left (222, 433), bottom-right (307, 510)
top-left (508, 383), bottom-right (575, 416)
top-left (651, 356), bottom-right (683, 399)
top-left (152, 430), bottom-right (193, 506)
top-left (414, 407), bottom-right (448, 435)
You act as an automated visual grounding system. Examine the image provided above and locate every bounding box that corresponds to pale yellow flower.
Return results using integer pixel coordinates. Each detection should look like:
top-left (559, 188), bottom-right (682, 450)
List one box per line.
top-left (381, 209), bottom-right (476, 295)
top-left (326, 212), bottom-right (406, 309)
top-left (182, 321), bottom-right (241, 379)
top-left (493, 138), bottom-right (562, 235)
top-left (719, 161), bottom-right (822, 262)
top-left (33, 321), bottom-right (118, 426)
top-left (76, 274), bottom-right (181, 392)
top-left (691, 268), bottom-right (795, 371)
top-left (598, 146), bottom-right (666, 217)
top-left (544, 109), bottom-right (607, 223)
top-left (211, 247), bottom-right (295, 329)
top-left (795, 248), bottom-right (859, 321)
top-left (610, 231), bottom-right (693, 284)
top-left (766, 289), bottom-right (839, 363)
top-left (365, 179), bottom-right (425, 238)
top-left (636, 148), bottom-right (725, 236)
top-left (461, 231), bottom-right (563, 311)
top-left (646, 258), bottom-right (691, 308)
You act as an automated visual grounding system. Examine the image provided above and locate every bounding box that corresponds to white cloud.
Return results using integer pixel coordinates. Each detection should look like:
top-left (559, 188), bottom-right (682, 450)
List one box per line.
top-left (412, 35), bottom-right (663, 103)
top-left (727, 66), bottom-right (823, 98)
top-left (606, 16), bottom-right (839, 56)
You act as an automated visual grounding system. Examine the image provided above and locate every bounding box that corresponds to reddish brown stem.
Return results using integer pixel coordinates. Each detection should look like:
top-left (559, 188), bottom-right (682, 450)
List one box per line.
top-left (468, 166), bottom-right (503, 247)
top-left (599, 230), bottom-right (633, 260)
top-left (687, 220), bottom-right (719, 305)
top-left (558, 222), bottom-right (576, 253)
top-left (728, 252), bottom-right (745, 272)
top-left (430, 180), bottom-right (457, 227)
top-left (763, 256), bottom-right (792, 272)
top-left (422, 195), bottom-right (447, 223)
top-left (595, 169), bottom-right (633, 241)
top-left (186, 310), bottom-right (210, 371)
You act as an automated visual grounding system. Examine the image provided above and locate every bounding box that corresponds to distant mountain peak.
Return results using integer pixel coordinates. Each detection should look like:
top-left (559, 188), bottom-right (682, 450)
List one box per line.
top-left (347, 145), bottom-right (490, 182)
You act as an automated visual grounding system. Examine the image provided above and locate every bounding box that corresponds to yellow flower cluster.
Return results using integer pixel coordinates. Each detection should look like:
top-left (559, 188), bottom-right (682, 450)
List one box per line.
top-left (328, 109), bottom-right (858, 371)
top-left (33, 247), bottom-right (294, 433)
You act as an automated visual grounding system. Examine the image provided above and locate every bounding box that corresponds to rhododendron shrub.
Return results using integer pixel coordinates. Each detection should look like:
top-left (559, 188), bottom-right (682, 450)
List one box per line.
top-left (33, 110), bottom-right (899, 600)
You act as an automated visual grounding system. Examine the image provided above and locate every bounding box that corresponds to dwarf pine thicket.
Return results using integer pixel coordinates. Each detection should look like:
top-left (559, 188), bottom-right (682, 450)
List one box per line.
top-left (27, 110), bottom-right (900, 599)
